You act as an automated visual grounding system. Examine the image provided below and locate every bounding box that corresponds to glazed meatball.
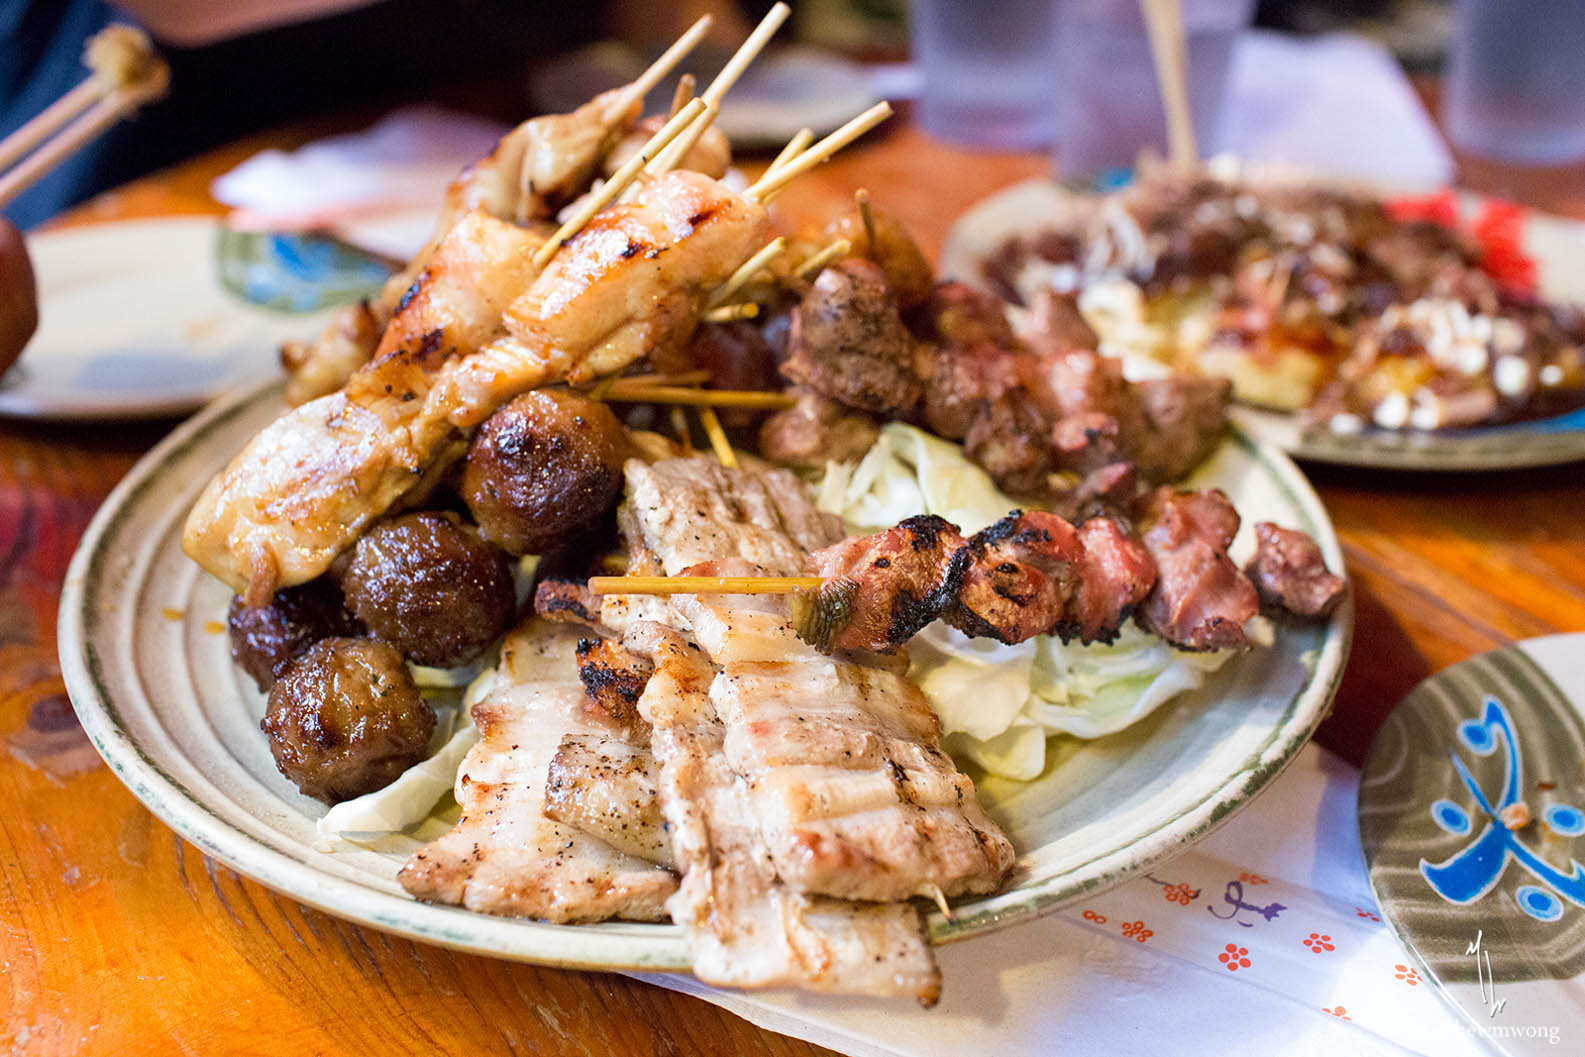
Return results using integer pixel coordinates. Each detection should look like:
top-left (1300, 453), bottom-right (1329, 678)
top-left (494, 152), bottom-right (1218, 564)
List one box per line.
top-left (462, 390), bottom-right (627, 555)
top-left (341, 511), bottom-right (515, 668)
top-left (262, 637), bottom-right (435, 803)
top-left (228, 577), bottom-right (363, 692)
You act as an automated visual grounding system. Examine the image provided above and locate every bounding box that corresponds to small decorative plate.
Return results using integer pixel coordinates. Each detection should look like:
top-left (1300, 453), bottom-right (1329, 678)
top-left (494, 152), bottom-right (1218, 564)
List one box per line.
top-left (1360, 634), bottom-right (1585, 1056)
top-left (940, 179), bottom-right (1585, 472)
top-left (59, 378), bottom-right (1350, 971)
top-left (0, 218), bottom-right (386, 421)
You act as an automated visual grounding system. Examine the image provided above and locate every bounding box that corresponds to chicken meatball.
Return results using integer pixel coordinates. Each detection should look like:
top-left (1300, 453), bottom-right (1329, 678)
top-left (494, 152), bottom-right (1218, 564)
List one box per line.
top-left (462, 390), bottom-right (628, 555)
top-left (262, 637), bottom-right (435, 803)
top-left (340, 511), bottom-right (515, 668)
top-left (227, 577), bottom-right (363, 692)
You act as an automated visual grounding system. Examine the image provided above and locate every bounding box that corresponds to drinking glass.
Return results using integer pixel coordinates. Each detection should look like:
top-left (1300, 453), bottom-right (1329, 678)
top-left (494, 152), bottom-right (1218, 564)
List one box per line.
top-left (911, 0), bottom-right (1060, 150)
top-left (1444, 0), bottom-right (1585, 165)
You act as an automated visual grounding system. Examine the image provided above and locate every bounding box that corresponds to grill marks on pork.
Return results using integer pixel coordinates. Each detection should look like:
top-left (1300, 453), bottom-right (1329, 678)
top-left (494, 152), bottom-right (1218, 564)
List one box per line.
top-left (184, 172), bottom-right (769, 602)
top-left (624, 619), bottom-right (942, 1002)
top-left (1135, 488), bottom-right (1260, 650)
top-left (1245, 522), bottom-right (1347, 617)
top-left (398, 619), bottom-right (676, 922)
top-left (543, 732), bottom-right (674, 867)
top-left (671, 586), bottom-right (1015, 906)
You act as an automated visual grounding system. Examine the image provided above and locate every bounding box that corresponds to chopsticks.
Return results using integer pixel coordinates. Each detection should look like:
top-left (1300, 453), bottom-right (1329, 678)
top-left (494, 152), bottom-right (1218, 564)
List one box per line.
top-left (0, 25), bottom-right (169, 210)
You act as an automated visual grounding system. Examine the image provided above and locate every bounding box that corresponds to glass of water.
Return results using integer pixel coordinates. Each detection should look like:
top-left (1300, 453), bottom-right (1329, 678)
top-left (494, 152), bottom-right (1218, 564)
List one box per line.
top-left (1053, 0), bottom-right (1253, 178)
top-left (1444, 0), bottom-right (1585, 165)
top-left (911, 0), bottom-right (1060, 150)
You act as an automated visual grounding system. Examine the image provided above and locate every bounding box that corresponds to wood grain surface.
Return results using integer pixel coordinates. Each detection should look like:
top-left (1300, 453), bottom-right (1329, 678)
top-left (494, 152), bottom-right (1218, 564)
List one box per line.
top-left (4, 99), bottom-right (1584, 1056)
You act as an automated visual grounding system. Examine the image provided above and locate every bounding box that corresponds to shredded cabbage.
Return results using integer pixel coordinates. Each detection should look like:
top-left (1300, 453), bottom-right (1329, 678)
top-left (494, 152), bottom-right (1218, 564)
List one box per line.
top-left (815, 422), bottom-right (1244, 781)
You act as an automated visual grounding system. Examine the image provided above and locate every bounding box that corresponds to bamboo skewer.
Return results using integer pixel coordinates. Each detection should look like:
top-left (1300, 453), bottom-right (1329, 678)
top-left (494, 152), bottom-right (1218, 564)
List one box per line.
top-left (794, 238), bottom-right (852, 279)
top-left (855, 188), bottom-right (877, 249)
top-left (642, 3), bottom-right (792, 182)
top-left (624, 15), bottom-right (715, 107)
top-left (1140, 0), bottom-right (1198, 168)
top-left (696, 406), bottom-right (738, 467)
top-left (745, 102), bottom-right (894, 204)
top-left (701, 302), bottom-right (760, 323)
top-left (598, 386), bottom-right (796, 410)
top-left (532, 97), bottom-right (709, 268)
top-left (767, 127), bottom-right (815, 176)
top-left (588, 575), bottom-right (825, 595)
top-left (0, 25), bottom-right (169, 210)
top-left (706, 236), bottom-right (786, 308)
top-left (668, 73), bottom-right (697, 120)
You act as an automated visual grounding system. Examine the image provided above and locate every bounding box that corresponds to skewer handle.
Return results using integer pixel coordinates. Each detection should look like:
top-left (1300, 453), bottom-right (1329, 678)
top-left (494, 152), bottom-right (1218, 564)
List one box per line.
top-left (588, 575), bottom-right (825, 595)
top-left (1140, 0), bottom-right (1198, 168)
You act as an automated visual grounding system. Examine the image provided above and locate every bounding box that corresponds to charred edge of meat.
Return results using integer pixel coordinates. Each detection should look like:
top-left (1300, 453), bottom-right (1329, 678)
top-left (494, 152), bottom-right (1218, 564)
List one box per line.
top-left (1043, 601), bottom-right (1141, 647)
top-left (886, 534), bottom-right (973, 648)
top-left (966, 510), bottom-right (1029, 550)
top-left (575, 639), bottom-right (649, 707)
top-left (535, 576), bottom-right (598, 623)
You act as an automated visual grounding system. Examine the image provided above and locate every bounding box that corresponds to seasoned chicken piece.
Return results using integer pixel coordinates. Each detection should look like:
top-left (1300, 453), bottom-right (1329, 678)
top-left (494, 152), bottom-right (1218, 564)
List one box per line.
top-left (185, 173), bottom-right (770, 602)
top-left (398, 619), bottom-right (676, 922)
top-left (618, 455), bottom-right (844, 577)
top-left (281, 88), bottom-right (646, 405)
top-left (1244, 521), bottom-right (1346, 618)
top-left (603, 114), bottom-right (731, 180)
top-left (1136, 487), bottom-right (1259, 650)
top-left (671, 578), bottom-right (1017, 905)
top-left (758, 388), bottom-right (882, 471)
top-left (624, 620), bottom-right (941, 1002)
top-left (824, 203), bottom-right (934, 310)
top-left (544, 732), bottom-right (673, 867)
top-left (782, 258), bottom-right (922, 415)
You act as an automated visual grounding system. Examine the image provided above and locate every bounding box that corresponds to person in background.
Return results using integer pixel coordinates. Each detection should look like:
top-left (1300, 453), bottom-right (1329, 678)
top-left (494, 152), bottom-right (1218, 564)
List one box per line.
top-left (0, 220), bottom-right (36, 374)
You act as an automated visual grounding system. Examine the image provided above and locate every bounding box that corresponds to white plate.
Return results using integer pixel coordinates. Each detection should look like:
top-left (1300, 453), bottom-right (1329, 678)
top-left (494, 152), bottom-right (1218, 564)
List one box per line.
top-left (0, 218), bottom-right (335, 421)
top-left (941, 179), bottom-right (1585, 471)
top-left (58, 379), bottom-right (1351, 972)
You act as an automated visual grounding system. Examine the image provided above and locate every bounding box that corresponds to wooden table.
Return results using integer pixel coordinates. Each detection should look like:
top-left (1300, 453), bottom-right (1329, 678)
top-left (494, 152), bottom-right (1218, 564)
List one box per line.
top-left (5, 108), bottom-right (1585, 1055)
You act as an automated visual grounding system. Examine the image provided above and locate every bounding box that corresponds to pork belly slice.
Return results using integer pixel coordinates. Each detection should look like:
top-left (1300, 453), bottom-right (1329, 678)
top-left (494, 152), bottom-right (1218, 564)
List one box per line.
top-left (398, 619), bottom-right (676, 922)
top-left (619, 455), bottom-right (846, 577)
top-left (625, 620), bottom-right (941, 1003)
top-left (544, 733), bottom-right (674, 868)
top-left (672, 574), bottom-right (1016, 905)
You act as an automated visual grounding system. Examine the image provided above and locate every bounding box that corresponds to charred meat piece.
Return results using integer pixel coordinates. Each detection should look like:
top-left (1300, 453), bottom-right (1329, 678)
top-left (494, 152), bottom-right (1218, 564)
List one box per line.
top-left (533, 575), bottom-right (604, 628)
top-left (913, 341), bottom-right (1026, 442)
top-left (1133, 374), bottom-right (1232, 482)
top-left (964, 390), bottom-right (1054, 497)
top-left (227, 576), bottom-right (363, 692)
top-left (782, 258), bottom-right (921, 415)
top-left (341, 511), bottom-right (516, 668)
top-left (462, 389), bottom-right (628, 556)
top-left (1136, 488), bottom-right (1258, 650)
top-left (809, 515), bottom-right (971, 653)
top-left (1245, 522), bottom-right (1346, 617)
top-left (945, 511), bottom-right (1079, 644)
top-left (543, 732), bottom-right (673, 867)
top-left (575, 635), bottom-right (653, 734)
top-left (1070, 516), bottom-right (1156, 643)
top-left (758, 388), bottom-right (882, 471)
top-left (262, 637), bottom-right (435, 803)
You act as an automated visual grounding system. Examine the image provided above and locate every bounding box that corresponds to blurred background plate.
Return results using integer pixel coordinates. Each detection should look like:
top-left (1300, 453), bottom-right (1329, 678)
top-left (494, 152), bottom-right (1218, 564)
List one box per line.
top-left (941, 178), bottom-right (1585, 471)
top-left (0, 218), bottom-right (383, 422)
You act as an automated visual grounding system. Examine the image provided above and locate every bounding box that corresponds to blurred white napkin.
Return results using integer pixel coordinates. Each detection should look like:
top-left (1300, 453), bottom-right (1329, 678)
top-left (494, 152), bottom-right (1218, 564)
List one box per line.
top-left (1216, 30), bottom-right (1454, 190)
top-left (211, 105), bottom-right (507, 260)
top-left (629, 744), bottom-right (1488, 1057)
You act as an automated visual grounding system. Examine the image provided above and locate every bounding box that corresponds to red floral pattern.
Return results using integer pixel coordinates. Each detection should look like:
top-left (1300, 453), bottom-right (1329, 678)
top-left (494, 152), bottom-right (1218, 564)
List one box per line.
top-left (1161, 883), bottom-right (1196, 906)
top-left (1239, 871), bottom-right (1268, 886)
top-left (1303, 932), bottom-right (1335, 953)
top-left (1121, 920), bottom-right (1153, 943)
top-left (1355, 907), bottom-right (1380, 922)
top-left (1322, 1005), bottom-right (1351, 1021)
top-left (1081, 909), bottom-right (1106, 924)
top-left (1218, 944), bottom-right (1251, 972)
top-left (1394, 964), bottom-right (1421, 986)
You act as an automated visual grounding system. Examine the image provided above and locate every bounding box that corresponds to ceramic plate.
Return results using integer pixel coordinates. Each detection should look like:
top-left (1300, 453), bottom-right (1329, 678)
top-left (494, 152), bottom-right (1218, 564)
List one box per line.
top-left (1359, 634), bottom-right (1585, 1056)
top-left (58, 379), bottom-right (1351, 971)
top-left (0, 218), bottom-right (385, 421)
top-left (940, 179), bottom-right (1585, 471)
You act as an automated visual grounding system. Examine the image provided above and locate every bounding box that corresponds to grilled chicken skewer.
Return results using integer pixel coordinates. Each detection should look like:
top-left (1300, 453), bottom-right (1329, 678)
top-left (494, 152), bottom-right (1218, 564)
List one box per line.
top-left (280, 15), bottom-right (716, 405)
